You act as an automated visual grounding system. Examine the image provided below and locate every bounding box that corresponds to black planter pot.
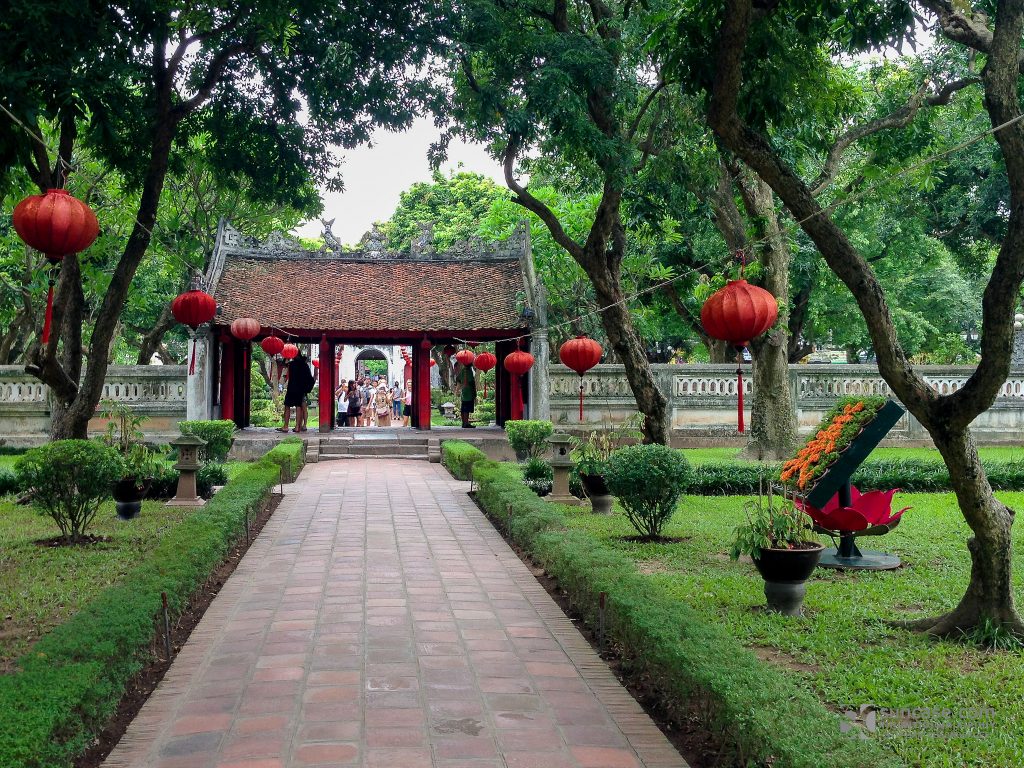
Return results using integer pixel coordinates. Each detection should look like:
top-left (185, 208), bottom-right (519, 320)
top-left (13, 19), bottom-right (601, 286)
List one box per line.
top-left (752, 544), bottom-right (824, 616)
top-left (580, 473), bottom-right (613, 514)
top-left (113, 478), bottom-right (149, 521)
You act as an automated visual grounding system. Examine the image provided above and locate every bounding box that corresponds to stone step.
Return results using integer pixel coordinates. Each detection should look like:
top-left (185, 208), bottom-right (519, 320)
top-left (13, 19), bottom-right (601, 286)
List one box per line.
top-left (320, 443), bottom-right (427, 457)
top-left (318, 453), bottom-right (429, 462)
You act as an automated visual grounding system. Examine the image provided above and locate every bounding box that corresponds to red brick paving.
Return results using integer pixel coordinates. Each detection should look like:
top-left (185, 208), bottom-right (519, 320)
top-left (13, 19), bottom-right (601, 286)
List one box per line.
top-left (103, 460), bottom-right (687, 767)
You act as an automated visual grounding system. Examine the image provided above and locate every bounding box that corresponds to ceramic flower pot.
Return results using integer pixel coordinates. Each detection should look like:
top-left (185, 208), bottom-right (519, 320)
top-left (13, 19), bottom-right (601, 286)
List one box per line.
top-left (752, 543), bottom-right (824, 616)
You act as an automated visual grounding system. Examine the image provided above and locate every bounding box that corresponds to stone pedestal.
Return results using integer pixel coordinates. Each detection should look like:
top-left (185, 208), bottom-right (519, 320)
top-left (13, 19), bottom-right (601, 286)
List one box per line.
top-left (546, 432), bottom-right (580, 506)
top-left (167, 433), bottom-right (207, 507)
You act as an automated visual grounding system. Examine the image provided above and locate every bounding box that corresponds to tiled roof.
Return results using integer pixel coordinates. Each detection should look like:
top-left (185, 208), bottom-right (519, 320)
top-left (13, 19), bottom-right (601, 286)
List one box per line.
top-left (214, 256), bottom-right (526, 333)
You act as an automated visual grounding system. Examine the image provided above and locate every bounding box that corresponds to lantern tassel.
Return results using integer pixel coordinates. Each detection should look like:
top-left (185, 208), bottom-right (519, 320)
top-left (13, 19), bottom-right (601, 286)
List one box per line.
top-left (41, 282), bottom-right (55, 345)
top-left (736, 364), bottom-right (744, 433)
top-left (579, 379), bottom-right (585, 422)
top-left (189, 338), bottom-right (197, 376)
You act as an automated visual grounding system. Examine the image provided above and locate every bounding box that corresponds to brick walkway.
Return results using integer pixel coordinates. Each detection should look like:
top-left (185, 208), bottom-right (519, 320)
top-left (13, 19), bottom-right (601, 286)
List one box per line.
top-left (104, 460), bottom-right (687, 768)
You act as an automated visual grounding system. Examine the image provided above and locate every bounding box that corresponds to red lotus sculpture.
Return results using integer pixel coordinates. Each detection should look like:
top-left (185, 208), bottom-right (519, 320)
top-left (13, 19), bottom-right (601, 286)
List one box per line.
top-left (795, 486), bottom-right (909, 536)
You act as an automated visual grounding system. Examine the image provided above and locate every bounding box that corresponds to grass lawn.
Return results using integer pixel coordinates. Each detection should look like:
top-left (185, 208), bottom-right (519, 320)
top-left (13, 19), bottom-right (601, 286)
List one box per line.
top-left (0, 456), bottom-right (19, 472)
top-left (0, 499), bottom-right (201, 667)
top-left (562, 492), bottom-right (1024, 767)
top-left (684, 445), bottom-right (1024, 465)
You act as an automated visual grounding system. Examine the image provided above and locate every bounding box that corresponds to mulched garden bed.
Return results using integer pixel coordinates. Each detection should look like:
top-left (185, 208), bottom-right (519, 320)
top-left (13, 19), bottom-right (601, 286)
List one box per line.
top-left (74, 492), bottom-right (282, 768)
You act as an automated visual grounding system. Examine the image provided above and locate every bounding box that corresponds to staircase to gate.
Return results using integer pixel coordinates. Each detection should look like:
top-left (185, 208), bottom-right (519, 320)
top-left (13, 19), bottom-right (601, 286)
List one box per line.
top-left (311, 432), bottom-right (439, 462)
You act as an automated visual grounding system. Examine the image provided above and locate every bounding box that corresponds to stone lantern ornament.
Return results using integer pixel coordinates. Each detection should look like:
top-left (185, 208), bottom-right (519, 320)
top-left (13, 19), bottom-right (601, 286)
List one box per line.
top-left (167, 433), bottom-right (207, 507)
top-left (546, 432), bottom-right (580, 506)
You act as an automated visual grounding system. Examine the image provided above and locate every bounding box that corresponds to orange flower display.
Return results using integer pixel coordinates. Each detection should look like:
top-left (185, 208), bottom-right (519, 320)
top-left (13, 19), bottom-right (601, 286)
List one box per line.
top-left (780, 397), bottom-right (886, 491)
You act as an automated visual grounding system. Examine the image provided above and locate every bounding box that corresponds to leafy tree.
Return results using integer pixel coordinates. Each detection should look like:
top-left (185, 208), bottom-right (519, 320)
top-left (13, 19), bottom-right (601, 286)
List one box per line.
top-left (706, 0), bottom-right (1024, 636)
top-left (0, 1), bottom-right (448, 438)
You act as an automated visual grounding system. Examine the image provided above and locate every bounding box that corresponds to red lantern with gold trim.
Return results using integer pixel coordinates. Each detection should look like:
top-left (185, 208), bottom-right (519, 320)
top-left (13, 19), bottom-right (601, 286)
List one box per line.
top-left (171, 288), bottom-right (217, 375)
top-left (559, 335), bottom-right (603, 421)
top-left (13, 189), bottom-right (100, 344)
top-left (700, 278), bottom-right (778, 432)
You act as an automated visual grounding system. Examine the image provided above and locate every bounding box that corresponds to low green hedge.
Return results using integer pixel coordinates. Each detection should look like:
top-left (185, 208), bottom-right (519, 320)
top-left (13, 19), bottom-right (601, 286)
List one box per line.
top-left (0, 441), bottom-right (301, 768)
top-left (441, 440), bottom-right (487, 480)
top-left (470, 459), bottom-right (902, 768)
top-left (688, 457), bottom-right (1024, 495)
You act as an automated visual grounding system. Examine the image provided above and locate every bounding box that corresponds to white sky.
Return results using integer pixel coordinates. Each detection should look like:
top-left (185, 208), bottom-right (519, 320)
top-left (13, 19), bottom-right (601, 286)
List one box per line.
top-left (293, 117), bottom-right (504, 246)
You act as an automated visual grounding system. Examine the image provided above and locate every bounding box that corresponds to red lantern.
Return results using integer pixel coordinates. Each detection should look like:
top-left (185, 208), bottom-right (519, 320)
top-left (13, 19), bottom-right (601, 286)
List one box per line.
top-left (312, 359), bottom-right (320, 369)
top-left (171, 288), bottom-right (217, 375)
top-left (260, 335), bottom-right (284, 357)
top-left (700, 279), bottom-right (778, 433)
top-left (455, 349), bottom-right (475, 367)
top-left (443, 344), bottom-right (456, 357)
top-left (474, 351), bottom-right (497, 398)
top-left (504, 349), bottom-right (534, 376)
top-left (559, 336), bottom-right (603, 421)
top-left (281, 343), bottom-right (299, 360)
top-left (13, 189), bottom-right (100, 345)
top-left (230, 317), bottom-right (260, 341)
top-left (429, 359), bottom-right (437, 367)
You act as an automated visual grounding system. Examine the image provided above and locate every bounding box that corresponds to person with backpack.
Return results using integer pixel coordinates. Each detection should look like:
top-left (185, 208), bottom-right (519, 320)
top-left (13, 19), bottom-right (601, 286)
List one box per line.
top-left (280, 350), bottom-right (315, 432)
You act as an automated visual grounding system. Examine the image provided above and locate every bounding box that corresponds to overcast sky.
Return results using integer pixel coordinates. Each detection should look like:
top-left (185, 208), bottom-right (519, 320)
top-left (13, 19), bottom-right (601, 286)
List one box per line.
top-left (292, 117), bottom-right (504, 246)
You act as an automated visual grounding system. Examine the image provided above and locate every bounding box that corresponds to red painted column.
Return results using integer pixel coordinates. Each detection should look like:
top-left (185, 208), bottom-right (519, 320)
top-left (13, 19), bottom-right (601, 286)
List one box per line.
top-left (413, 343), bottom-right (431, 430)
top-left (220, 337), bottom-right (235, 422)
top-left (319, 334), bottom-right (332, 432)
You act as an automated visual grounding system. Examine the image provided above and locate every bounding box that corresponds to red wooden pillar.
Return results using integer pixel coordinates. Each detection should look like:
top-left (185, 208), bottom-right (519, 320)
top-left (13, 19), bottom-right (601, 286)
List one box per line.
top-left (220, 336), bottom-right (235, 422)
top-left (412, 342), bottom-right (431, 430)
top-left (240, 342), bottom-right (252, 428)
top-left (494, 341), bottom-right (511, 426)
top-left (319, 334), bottom-right (332, 432)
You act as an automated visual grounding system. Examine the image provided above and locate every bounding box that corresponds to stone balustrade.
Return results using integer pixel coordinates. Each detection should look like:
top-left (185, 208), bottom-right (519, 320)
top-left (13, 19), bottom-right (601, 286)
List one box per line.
top-left (3, 363), bottom-right (1023, 447)
top-left (0, 365), bottom-right (188, 444)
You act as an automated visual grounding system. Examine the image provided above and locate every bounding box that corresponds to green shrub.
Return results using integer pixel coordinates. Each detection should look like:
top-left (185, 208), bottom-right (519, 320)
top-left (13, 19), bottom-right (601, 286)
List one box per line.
top-left (0, 453), bottom-right (285, 767)
top-left (0, 469), bottom-right (19, 496)
top-left (605, 444), bottom-right (691, 539)
top-left (473, 400), bottom-right (496, 425)
top-left (504, 419), bottom-right (553, 460)
top-left (177, 420), bottom-right (237, 463)
top-left (469, 458), bottom-right (900, 768)
top-left (198, 462), bottom-right (228, 494)
top-left (441, 440), bottom-right (487, 480)
top-left (15, 441), bottom-right (123, 542)
top-left (522, 456), bottom-right (553, 482)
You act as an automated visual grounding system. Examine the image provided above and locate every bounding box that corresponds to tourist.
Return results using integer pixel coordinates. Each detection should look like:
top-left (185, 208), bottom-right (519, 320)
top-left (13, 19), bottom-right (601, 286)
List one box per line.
top-left (335, 381), bottom-right (349, 428)
top-left (360, 378), bottom-right (374, 426)
top-left (391, 380), bottom-right (402, 422)
top-left (403, 379), bottom-right (412, 427)
top-left (280, 350), bottom-right (315, 433)
top-left (346, 380), bottom-right (361, 428)
top-left (455, 360), bottom-right (476, 428)
top-left (375, 381), bottom-right (392, 426)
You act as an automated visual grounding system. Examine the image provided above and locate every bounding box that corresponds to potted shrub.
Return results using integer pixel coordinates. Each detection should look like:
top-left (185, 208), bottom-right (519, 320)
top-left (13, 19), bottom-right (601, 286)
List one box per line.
top-left (605, 444), bottom-right (691, 536)
top-left (569, 414), bottom-right (643, 512)
top-left (730, 486), bottom-right (824, 616)
top-left (102, 400), bottom-right (162, 519)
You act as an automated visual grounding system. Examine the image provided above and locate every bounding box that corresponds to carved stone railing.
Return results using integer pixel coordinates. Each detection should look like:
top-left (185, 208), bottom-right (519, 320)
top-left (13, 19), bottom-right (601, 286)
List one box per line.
top-left (0, 365), bottom-right (188, 440)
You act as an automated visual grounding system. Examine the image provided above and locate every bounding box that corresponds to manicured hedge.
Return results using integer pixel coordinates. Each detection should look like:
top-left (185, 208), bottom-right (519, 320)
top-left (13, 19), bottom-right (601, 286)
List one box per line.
top-left (441, 440), bottom-right (488, 480)
top-left (688, 457), bottom-right (1024, 495)
top-left (0, 441), bottom-right (302, 768)
top-left (471, 459), bottom-right (902, 768)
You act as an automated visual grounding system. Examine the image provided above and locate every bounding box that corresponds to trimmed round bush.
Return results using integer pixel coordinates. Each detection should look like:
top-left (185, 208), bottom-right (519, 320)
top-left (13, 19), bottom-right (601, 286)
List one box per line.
top-left (605, 444), bottom-right (691, 539)
top-left (505, 420), bottom-right (554, 460)
top-left (177, 419), bottom-right (236, 462)
top-left (15, 440), bottom-right (123, 542)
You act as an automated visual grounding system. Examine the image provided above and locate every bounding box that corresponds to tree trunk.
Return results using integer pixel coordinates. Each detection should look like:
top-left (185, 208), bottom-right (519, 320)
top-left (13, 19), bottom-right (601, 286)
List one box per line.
top-left (135, 302), bottom-right (177, 364)
top-left (431, 347), bottom-right (452, 391)
top-left (587, 258), bottom-right (669, 445)
top-left (787, 283), bottom-right (814, 362)
top-left (735, 172), bottom-right (798, 459)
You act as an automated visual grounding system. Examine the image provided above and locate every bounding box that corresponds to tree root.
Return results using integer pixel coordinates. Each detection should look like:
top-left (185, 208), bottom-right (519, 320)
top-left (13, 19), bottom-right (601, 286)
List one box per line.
top-left (888, 610), bottom-right (1024, 639)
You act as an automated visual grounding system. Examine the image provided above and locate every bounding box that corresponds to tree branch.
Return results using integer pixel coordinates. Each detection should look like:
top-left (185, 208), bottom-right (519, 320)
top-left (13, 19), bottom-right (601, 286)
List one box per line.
top-left (502, 136), bottom-right (586, 260)
top-left (626, 80), bottom-right (666, 142)
top-left (171, 39), bottom-right (255, 121)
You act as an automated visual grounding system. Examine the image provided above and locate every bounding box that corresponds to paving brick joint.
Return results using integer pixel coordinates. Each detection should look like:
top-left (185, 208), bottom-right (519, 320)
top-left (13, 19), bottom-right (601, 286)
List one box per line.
top-left (103, 460), bottom-right (688, 768)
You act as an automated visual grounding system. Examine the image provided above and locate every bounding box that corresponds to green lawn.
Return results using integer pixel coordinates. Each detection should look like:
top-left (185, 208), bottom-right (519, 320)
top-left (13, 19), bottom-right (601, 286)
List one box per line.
top-left (684, 445), bottom-right (1024, 465)
top-left (0, 456), bottom-right (19, 473)
top-left (0, 499), bottom-right (201, 666)
top-left (562, 492), bottom-right (1024, 767)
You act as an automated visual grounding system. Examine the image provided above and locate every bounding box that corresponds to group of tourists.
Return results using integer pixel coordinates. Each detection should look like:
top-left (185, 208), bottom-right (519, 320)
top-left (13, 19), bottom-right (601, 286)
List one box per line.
top-left (335, 377), bottom-right (411, 428)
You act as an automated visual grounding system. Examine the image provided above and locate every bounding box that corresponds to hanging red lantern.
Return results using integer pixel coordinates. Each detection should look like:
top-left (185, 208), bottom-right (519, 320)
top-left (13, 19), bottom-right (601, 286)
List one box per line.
top-left (260, 335), bottom-right (284, 357)
top-left (171, 287), bottom-right (217, 375)
top-left (559, 336), bottom-right (603, 421)
top-left (230, 317), bottom-right (260, 341)
top-left (474, 351), bottom-right (497, 398)
top-left (504, 349), bottom-right (534, 376)
top-left (312, 359), bottom-right (320, 369)
top-left (429, 359), bottom-right (437, 367)
top-left (455, 348), bottom-right (475, 367)
top-left (13, 189), bottom-right (100, 345)
top-left (281, 343), bottom-right (299, 360)
top-left (700, 278), bottom-right (778, 433)
top-left (443, 344), bottom-right (456, 357)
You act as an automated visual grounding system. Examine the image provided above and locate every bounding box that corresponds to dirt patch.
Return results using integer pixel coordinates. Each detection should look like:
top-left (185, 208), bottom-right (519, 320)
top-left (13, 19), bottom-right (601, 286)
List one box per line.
top-left (34, 534), bottom-right (113, 547)
top-left (636, 560), bottom-right (672, 575)
top-left (74, 492), bottom-right (282, 768)
top-left (619, 535), bottom-right (690, 544)
top-left (749, 644), bottom-right (820, 674)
